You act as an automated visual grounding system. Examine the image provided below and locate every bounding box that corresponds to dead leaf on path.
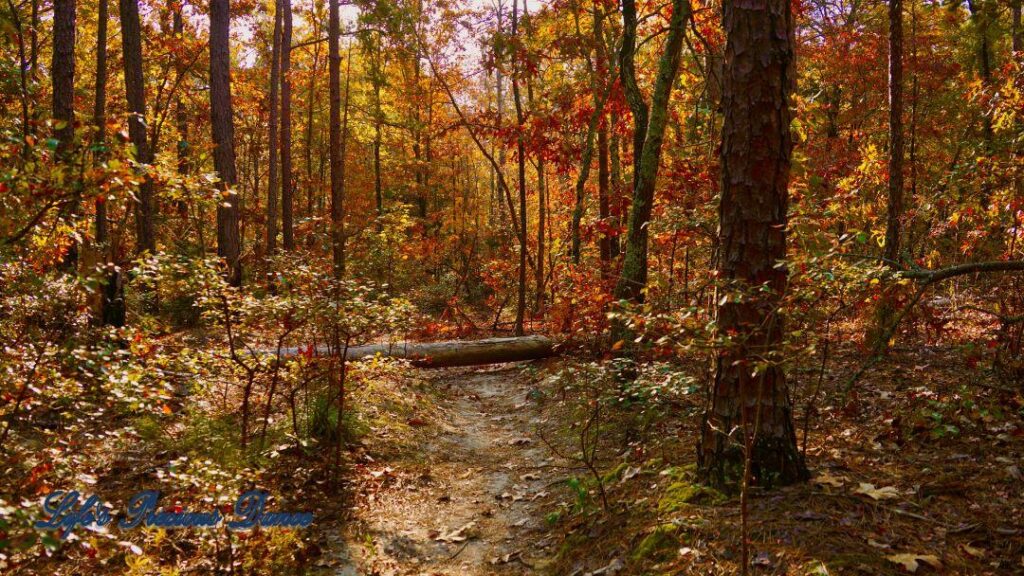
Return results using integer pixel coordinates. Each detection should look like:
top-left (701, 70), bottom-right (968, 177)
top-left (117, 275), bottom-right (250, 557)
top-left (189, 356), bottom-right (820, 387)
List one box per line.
top-left (867, 538), bottom-right (892, 549)
top-left (512, 518), bottom-right (528, 527)
top-left (508, 437), bottom-right (531, 446)
top-left (490, 550), bottom-right (521, 565)
top-left (621, 466), bottom-right (641, 483)
top-left (520, 472), bottom-right (540, 481)
top-left (855, 483), bottom-right (901, 500)
top-left (886, 553), bottom-right (942, 572)
top-left (407, 417), bottom-right (427, 427)
top-left (436, 521), bottom-right (477, 543)
top-left (960, 543), bottom-right (985, 558)
top-left (585, 557), bottom-right (624, 575)
top-left (811, 471), bottom-right (848, 488)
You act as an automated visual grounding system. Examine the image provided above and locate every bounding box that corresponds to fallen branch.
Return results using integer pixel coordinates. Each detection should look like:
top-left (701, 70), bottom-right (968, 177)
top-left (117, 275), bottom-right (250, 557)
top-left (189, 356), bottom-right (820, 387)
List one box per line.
top-left (279, 335), bottom-right (556, 368)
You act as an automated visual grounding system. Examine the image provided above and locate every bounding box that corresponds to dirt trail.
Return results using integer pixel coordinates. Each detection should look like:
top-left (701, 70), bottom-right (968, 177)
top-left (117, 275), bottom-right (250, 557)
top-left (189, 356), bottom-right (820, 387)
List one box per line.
top-left (330, 365), bottom-right (560, 575)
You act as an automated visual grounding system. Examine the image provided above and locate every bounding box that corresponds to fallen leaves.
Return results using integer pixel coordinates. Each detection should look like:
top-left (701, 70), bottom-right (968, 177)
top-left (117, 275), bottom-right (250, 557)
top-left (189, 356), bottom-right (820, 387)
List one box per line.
top-left (854, 482), bottom-right (901, 500)
top-left (435, 521), bottom-right (477, 543)
top-left (886, 553), bottom-right (942, 572)
top-left (811, 470), bottom-right (848, 487)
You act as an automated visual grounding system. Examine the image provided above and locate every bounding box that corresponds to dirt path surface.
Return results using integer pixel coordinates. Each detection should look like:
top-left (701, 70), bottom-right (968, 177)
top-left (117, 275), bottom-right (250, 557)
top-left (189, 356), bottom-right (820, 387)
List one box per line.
top-left (330, 365), bottom-right (560, 575)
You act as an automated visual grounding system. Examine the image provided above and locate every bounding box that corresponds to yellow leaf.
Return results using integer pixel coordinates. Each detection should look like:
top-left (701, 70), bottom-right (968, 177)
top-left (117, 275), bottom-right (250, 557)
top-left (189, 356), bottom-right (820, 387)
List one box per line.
top-left (811, 471), bottom-right (848, 488)
top-left (854, 483), bottom-right (900, 500)
top-left (886, 553), bottom-right (941, 572)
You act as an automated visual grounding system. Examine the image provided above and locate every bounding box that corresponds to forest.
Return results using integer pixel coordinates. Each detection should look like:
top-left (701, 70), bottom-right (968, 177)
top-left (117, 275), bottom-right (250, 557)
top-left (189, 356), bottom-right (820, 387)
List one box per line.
top-left (0, 0), bottom-right (1022, 572)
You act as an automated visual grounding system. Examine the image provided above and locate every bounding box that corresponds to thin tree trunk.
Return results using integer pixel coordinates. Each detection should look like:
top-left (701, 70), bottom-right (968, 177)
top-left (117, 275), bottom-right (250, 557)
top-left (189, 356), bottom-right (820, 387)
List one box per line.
top-left (618, 0), bottom-right (648, 190)
top-left (612, 0), bottom-right (690, 302)
top-left (329, 1), bottom-right (350, 279)
top-left (699, 0), bottom-right (808, 489)
top-left (609, 132), bottom-right (622, 259)
top-left (281, 0), bottom-right (295, 250)
top-left (119, 0), bottom-right (156, 256)
top-left (1013, 0), bottom-right (1022, 53)
top-left (595, 7), bottom-right (611, 276)
top-left (94, 0), bottom-right (123, 327)
top-left (210, 0), bottom-right (242, 286)
top-left (173, 6), bottom-right (190, 218)
top-left (511, 0), bottom-right (528, 336)
top-left (304, 11), bottom-right (321, 225)
top-left (884, 0), bottom-right (903, 264)
top-left (266, 0), bottom-right (282, 257)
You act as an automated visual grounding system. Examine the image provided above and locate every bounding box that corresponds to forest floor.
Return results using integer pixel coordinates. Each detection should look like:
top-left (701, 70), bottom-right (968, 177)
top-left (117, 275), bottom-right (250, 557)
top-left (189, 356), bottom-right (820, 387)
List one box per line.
top-left (322, 364), bottom-right (563, 575)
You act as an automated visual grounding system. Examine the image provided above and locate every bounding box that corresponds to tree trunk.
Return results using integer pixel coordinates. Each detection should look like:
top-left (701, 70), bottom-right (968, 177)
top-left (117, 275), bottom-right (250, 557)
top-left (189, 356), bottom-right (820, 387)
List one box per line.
top-left (173, 6), bottom-right (190, 216)
top-left (93, 0), bottom-right (124, 327)
top-left (281, 0), bottom-right (295, 251)
top-left (52, 0), bottom-right (75, 157)
top-left (511, 0), bottom-right (527, 336)
top-left (119, 0), bottom-right (156, 256)
top-left (596, 8), bottom-right (611, 276)
top-left (611, 0), bottom-right (690, 302)
top-left (210, 0), bottom-right (242, 286)
top-left (698, 0), bottom-right (807, 489)
top-left (52, 0), bottom-right (76, 270)
top-left (329, 0), bottom-right (349, 279)
top-left (1013, 0), bottom-right (1022, 53)
top-left (884, 0), bottom-right (903, 264)
top-left (266, 0), bottom-right (282, 257)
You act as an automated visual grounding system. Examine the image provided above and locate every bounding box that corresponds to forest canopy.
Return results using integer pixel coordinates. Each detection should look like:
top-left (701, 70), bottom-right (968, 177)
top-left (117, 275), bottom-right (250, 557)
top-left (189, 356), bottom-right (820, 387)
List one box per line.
top-left (0, 0), bottom-right (1022, 572)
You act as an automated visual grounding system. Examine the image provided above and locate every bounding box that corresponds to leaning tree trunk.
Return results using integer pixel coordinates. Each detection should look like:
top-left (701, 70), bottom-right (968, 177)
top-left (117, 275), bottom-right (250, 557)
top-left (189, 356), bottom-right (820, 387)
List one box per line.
top-left (698, 0), bottom-right (808, 489)
top-left (210, 0), bottom-right (242, 286)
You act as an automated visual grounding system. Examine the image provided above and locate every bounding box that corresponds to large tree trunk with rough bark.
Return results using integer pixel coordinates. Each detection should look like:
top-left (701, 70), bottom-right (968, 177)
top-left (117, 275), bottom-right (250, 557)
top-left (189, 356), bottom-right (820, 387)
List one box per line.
top-left (698, 0), bottom-right (808, 489)
top-left (51, 0), bottom-right (74, 157)
top-left (119, 0), bottom-right (156, 257)
top-left (53, 0), bottom-right (76, 270)
top-left (210, 0), bottom-right (242, 286)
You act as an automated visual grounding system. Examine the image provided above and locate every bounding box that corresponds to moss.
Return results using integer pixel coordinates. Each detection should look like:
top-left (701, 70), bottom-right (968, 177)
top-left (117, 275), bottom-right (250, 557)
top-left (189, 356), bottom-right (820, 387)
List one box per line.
top-left (601, 462), bottom-right (630, 485)
top-left (630, 523), bottom-right (679, 563)
top-left (657, 481), bottom-right (727, 513)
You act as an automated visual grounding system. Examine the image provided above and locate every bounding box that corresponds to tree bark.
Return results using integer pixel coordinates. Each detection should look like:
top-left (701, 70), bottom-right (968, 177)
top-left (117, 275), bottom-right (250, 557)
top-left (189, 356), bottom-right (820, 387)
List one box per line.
top-left (596, 7), bottom-right (611, 276)
top-left (612, 0), bottom-right (690, 302)
top-left (52, 0), bottom-right (75, 157)
top-left (210, 0), bottom-right (242, 286)
top-left (329, 0), bottom-right (349, 279)
top-left (266, 0), bottom-right (282, 257)
top-left (511, 0), bottom-right (527, 336)
top-left (119, 0), bottom-right (156, 256)
top-left (281, 0), bottom-right (295, 251)
top-left (93, 0), bottom-right (124, 327)
top-left (52, 0), bottom-right (76, 270)
top-left (699, 0), bottom-right (807, 489)
top-left (884, 0), bottom-right (903, 264)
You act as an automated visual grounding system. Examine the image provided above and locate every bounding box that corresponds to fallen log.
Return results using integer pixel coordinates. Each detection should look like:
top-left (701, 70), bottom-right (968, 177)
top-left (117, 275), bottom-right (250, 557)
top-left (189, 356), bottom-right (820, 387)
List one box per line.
top-left (280, 335), bottom-right (556, 368)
